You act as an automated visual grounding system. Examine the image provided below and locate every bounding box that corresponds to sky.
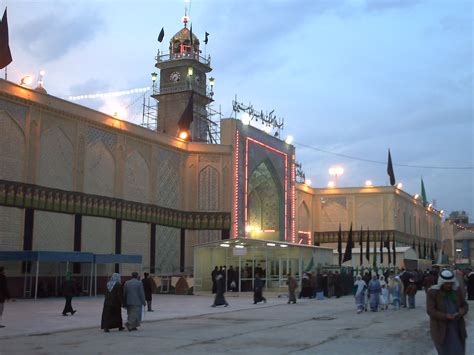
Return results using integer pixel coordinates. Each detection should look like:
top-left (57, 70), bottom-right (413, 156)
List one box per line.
top-left (3, 0), bottom-right (473, 218)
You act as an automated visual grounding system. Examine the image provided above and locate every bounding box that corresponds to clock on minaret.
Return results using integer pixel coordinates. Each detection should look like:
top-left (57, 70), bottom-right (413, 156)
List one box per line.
top-left (152, 19), bottom-right (213, 142)
top-left (169, 71), bottom-right (181, 82)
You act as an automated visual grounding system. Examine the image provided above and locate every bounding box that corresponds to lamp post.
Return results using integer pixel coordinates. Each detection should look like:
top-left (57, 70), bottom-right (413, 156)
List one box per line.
top-left (151, 72), bottom-right (158, 93)
top-left (329, 166), bottom-right (344, 186)
top-left (209, 77), bottom-right (215, 97)
top-left (455, 248), bottom-right (462, 262)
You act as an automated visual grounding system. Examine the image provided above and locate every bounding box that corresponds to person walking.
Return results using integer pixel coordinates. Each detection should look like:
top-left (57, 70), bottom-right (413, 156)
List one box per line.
top-left (391, 276), bottom-right (402, 310)
top-left (101, 273), bottom-right (124, 332)
top-left (211, 274), bottom-right (229, 307)
top-left (142, 273), bottom-right (154, 312)
top-left (406, 278), bottom-right (418, 309)
top-left (353, 275), bottom-right (367, 314)
top-left (253, 273), bottom-right (266, 304)
top-left (287, 274), bottom-right (297, 304)
top-left (368, 274), bottom-right (381, 312)
top-left (123, 272), bottom-right (146, 331)
top-left (427, 269), bottom-right (469, 355)
top-left (211, 266), bottom-right (218, 294)
top-left (466, 269), bottom-right (474, 301)
top-left (61, 271), bottom-right (76, 316)
top-left (0, 266), bottom-right (10, 328)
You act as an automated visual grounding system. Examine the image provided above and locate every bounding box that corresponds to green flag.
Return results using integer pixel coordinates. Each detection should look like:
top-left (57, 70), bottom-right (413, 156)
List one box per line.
top-left (421, 178), bottom-right (427, 206)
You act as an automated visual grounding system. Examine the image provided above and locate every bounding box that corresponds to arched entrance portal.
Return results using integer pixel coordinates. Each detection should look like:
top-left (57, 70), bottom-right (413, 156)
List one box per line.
top-left (247, 160), bottom-right (282, 241)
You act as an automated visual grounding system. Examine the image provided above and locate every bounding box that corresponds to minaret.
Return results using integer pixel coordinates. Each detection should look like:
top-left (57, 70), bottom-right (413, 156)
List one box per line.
top-left (153, 15), bottom-right (213, 142)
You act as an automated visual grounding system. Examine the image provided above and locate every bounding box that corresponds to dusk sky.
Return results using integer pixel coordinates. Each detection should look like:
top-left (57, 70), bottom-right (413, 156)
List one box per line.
top-left (3, 0), bottom-right (473, 218)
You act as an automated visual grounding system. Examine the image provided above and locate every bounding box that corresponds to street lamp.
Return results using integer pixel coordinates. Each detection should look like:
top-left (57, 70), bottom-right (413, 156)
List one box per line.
top-left (329, 166), bottom-right (344, 186)
top-left (151, 72), bottom-right (158, 92)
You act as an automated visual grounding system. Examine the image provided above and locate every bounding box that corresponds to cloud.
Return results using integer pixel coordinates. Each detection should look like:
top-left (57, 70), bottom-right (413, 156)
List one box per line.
top-left (69, 78), bottom-right (110, 96)
top-left (364, 0), bottom-right (424, 12)
top-left (16, 10), bottom-right (105, 63)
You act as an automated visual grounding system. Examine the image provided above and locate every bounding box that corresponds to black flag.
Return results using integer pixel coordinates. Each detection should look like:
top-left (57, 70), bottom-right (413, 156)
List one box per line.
top-left (379, 234), bottom-right (384, 264)
top-left (387, 149), bottom-right (396, 186)
top-left (0, 8), bottom-right (12, 70)
top-left (204, 31), bottom-right (209, 44)
top-left (385, 236), bottom-right (391, 265)
top-left (343, 223), bottom-right (353, 263)
top-left (337, 224), bottom-right (342, 266)
top-left (177, 92), bottom-right (194, 133)
top-left (392, 234), bottom-right (396, 266)
top-left (359, 226), bottom-right (363, 265)
top-left (365, 228), bottom-right (370, 262)
top-left (157, 27), bottom-right (165, 42)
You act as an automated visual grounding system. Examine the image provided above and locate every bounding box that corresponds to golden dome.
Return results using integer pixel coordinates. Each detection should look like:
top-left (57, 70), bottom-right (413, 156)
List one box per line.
top-left (170, 27), bottom-right (200, 45)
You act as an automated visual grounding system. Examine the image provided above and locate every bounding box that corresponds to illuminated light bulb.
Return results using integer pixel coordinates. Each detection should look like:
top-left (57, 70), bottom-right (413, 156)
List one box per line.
top-left (365, 180), bottom-right (373, 187)
top-left (305, 179), bottom-right (311, 186)
top-left (414, 194), bottom-right (419, 200)
top-left (245, 225), bottom-right (252, 233)
top-left (20, 75), bottom-right (33, 87)
top-left (327, 181), bottom-right (335, 188)
top-left (178, 131), bottom-right (189, 140)
top-left (396, 182), bottom-right (403, 189)
top-left (285, 135), bottom-right (294, 144)
top-left (329, 166), bottom-right (344, 176)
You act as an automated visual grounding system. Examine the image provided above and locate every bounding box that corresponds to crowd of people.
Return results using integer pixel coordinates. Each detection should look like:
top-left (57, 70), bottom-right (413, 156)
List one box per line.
top-left (353, 267), bottom-right (472, 355)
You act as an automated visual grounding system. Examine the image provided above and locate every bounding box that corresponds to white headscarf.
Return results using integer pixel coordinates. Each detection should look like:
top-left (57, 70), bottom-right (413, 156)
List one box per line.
top-left (430, 269), bottom-right (459, 290)
top-left (354, 275), bottom-right (367, 296)
top-left (107, 273), bottom-right (121, 292)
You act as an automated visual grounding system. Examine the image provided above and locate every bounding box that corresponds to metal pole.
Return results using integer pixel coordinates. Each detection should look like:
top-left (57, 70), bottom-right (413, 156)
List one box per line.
top-left (35, 259), bottom-right (39, 300)
top-left (298, 250), bottom-right (303, 290)
top-left (238, 256), bottom-right (241, 294)
top-left (23, 264), bottom-right (27, 298)
top-left (95, 263), bottom-right (98, 297)
top-left (89, 262), bottom-right (93, 296)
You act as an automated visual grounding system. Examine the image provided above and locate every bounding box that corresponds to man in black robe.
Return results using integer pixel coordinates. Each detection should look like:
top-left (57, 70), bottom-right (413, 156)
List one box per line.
top-left (253, 273), bottom-right (266, 304)
top-left (0, 266), bottom-right (10, 328)
top-left (142, 273), bottom-right (154, 311)
top-left (211, 274), bottom-right (228, 307)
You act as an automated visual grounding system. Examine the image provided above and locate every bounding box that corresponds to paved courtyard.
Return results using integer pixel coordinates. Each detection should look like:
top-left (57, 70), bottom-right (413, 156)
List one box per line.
top-left (0, 292), bottom-right (472, 355)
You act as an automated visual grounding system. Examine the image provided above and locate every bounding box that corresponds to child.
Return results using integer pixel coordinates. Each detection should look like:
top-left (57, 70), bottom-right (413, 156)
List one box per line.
top-left (391, 276), bottom-right (402, 310)
top-left (406, 278), bottom-right (418, 309)
top-left (379, 284), bottom-right (389, 310)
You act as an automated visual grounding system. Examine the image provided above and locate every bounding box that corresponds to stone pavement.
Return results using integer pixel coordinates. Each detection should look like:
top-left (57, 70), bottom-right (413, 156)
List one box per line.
top-left (0, 292), bottom-right (472, 354)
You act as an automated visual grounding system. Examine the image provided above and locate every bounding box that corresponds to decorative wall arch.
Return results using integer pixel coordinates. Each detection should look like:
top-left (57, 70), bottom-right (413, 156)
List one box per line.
top-left (124, 151), bottom-right (149, 204)
top-left (84, 140), bottom-right (115, 197)
top-left (0, 111), bottom-right (25, 181)
top-left (247, 159), bottom-right (283, 236)
top-left (198, 165), bottom-right (219, 211)
top-left (38, 125), bottom-right (74, 190)
top-left (298, 201), bottom-right (310, 232)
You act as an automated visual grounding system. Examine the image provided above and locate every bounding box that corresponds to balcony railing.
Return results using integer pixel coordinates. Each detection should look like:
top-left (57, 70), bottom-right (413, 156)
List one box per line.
top-left (151, 81), bottom-right (214, 100)
top-left (155, 52), bottom-right (211, 66)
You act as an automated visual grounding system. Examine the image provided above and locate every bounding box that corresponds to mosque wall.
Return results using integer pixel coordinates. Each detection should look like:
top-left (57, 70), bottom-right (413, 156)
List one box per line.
top-left (297, 185), bottom-right (443, 247)
top-left (0, 80), bottom-right (232, 278)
